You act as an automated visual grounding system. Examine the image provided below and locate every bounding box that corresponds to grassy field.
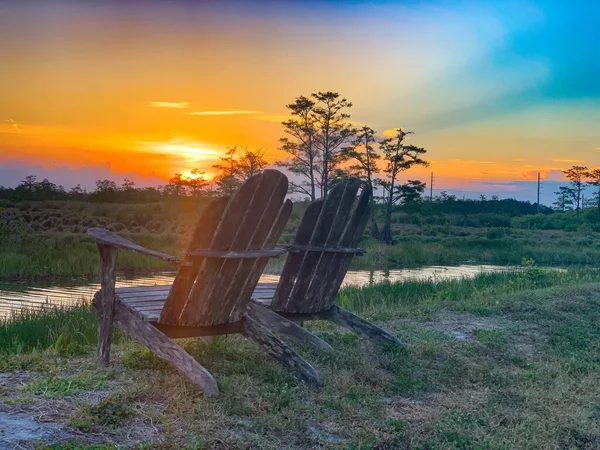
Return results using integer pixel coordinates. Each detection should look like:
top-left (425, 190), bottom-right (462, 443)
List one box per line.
top-left (1, 267), bottom-right (599, 448)
top-left (2, 200), bottom-right (600, 280)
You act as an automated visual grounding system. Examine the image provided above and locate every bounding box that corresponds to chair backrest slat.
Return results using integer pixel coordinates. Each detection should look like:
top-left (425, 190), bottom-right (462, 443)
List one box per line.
top-left (270, 201), bottom-right (323, 312)
top-left (271, 178), bottom-right (370, 313)
top-left (160, 197), bottom-right (229, 324)
top-left (197, 172), bottom-right (290, 325)
top-left (228, 198), bottom-right (292, 323)
top-left (317, 186), bottom-right (371, 309)
top-left (160, 170), bottom-right (289, 327)
top-left (303, 180), bottom-right (364, 312)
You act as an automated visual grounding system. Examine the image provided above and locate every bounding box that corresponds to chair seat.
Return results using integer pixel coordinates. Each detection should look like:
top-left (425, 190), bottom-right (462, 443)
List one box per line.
top-left (109, 282), bottom-right (277, 322)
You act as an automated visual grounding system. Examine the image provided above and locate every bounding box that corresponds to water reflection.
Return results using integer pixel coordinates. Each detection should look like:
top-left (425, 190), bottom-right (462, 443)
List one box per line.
top-left (0, 265), bottom-right (519, 319)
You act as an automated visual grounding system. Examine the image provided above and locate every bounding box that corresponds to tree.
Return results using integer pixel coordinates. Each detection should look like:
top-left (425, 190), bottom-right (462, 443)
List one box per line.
top-left (185, 168), bottom-right (207, 198)
top-left (237, 147), bottom-right (267, 180)
top-left (277, 96), bottom-right (319, 200)
top-left (341, 126), bottom-right (380, 237)
top-left (586, 168), bottom-right (600, 223)
top-left (20, 175), bottom-right (37, 191)
top-left (121, 178), bottom-right (135, 191)
top-left (378, 129), bottom-right (428, 244)
top-left (94, 179), bottom-right (118, 202)
top-left (165, 173), bottom-right (187, 197)
top-left (553, 186), bottom-right (575, 212)
top-left (213, 147), bottom-right (242, 196)
top-left (69, 184), bottom-right (84, 196)
top-left (396, 180), bottom-right (426, 210)
top-left (563, 165), bottom-right (588, 221)
top-left (312, 91), bottom-right (354, 198)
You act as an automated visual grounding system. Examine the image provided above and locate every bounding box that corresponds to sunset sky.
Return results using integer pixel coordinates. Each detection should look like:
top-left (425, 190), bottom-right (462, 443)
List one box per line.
top-left (1, 0), bottom-right (599, 202)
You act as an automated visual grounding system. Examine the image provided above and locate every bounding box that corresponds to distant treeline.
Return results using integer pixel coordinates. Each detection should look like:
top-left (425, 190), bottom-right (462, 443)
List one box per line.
top-left (0, 173), bottom-right (554, 219)
top-left (0, 176), bottom-right (168, 203)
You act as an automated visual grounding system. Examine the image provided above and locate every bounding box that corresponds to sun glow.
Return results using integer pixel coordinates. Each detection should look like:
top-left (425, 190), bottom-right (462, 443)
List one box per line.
top-left (133, 138), bottom-right (224, 178)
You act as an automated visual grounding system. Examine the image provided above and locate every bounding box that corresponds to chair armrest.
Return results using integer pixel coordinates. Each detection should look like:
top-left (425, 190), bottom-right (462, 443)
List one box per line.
top-left (87, 227), bottom-right (180, 263)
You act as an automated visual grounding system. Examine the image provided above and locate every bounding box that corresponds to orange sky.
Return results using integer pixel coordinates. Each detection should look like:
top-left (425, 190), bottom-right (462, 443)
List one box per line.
top-left (1, 1), bottom-right (599, 193)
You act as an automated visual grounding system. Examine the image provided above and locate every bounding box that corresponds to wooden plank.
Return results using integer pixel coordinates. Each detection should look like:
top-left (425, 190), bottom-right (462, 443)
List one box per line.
top-left (154, 320), bottom-right (242, 339)
top-left (128, 305), bottom-right (164, 312)
top-left (328, 305), bottom-right (403, 346)
top-left (270, 200), bottom-right (323, 312)
top-left (187, 170), bottom-right (288, 326)
top-left (119, 293), bottom-right (167, 305)
top-left (302, 179), bottom-right (362, 313)
top-left (178, 175), bottom-right (262, 325)
top-left (160, 196), bottom-right (229, 324)
top-left (137, 311), bottom-right (160, 321)
top-left (277, 310), bottom-right (333, 322)
top-left (246, 302), bottom-right (333, 352)
top-left (286, 245), bottom-right (365, 255)
top-left (240, 316), bottom-right (321, 388)
top-left (229, 199), bottom-right (292, 323)
top-left (119, 283), bottom-right (277, 314)
top-left (87, 228), bottom-right (179, 263)
top-left (96, 243), bottom-right (118, 366)
top-left (319, 187), bottom-right (371, 310)
top-left (110, 302), bottom-right (219, 397)
top-left (187, 248), bottom-right (286, 258)
top-left (116, 286), bottom-right (171, 296)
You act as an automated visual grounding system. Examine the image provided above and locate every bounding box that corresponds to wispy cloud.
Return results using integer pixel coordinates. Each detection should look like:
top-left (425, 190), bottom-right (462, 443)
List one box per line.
top-left (1, 119), bottom-right (57, 135)
top-left (148, 101), bottom-right (190, 109)
top-left (187, 110), bottom-right (261, 116)
top-left (551, 158), bottom-right (585, 163)
top-left (3, 118), bottom-right (19, 130)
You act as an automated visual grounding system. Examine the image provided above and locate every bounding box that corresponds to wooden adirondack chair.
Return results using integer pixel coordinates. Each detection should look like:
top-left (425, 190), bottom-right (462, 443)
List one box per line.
top-left (247, 178), bottom-right (403, 348)
top-left (87, 170), bottom-right (324, 397)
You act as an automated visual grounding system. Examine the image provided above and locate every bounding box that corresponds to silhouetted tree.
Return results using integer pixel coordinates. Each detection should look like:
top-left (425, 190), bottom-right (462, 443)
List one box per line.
top-left (553, 186), bottom-right (575, 212)
top-left (379, 129), bottom-right (428, 244)
top-left (563, 165), bottom-right (588, 221)
top-left (397, 180), bottom-right (426, 209)
top-left (20, 175), bottom-right (37, 191)
top-left (586, 168), bottom-right (600, 223)
top-left (185, 168), bottom-right (207, 198)
top-left (277, 96), bottom-right (319, 200)
top-left (213, 147), bottom-right (242, 196)
top-left (165, 173), bottom-right (187, 197)
top-left (341, 126), bottom-right (380, 237)
top-left (312, 91), bottom-right (354, 198)
top-left (237, 147), bottom-right (267, 180)
top-left (94, 179), bottom-right (118, 202)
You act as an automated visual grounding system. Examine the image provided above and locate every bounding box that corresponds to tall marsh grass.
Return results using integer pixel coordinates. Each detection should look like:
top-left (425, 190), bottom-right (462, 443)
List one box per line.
top-left (337, 267), bottom-right (600, 315)
top-left (0, 304), bottom-right (99, 355)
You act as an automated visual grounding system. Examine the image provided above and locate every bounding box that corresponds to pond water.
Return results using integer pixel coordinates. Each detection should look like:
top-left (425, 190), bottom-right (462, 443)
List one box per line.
top-left (0, 265), bottom-right (521, 320)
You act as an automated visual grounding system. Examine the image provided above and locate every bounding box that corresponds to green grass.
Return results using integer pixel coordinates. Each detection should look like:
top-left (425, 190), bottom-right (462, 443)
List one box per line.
top-left (0, 303), bottom-right (102, 356)
top-left (357, 225), bottom-right (600, 268)
top-left (26, 371), bottom-right (110, 398)
top-left (1, 268), bottom-right (599, 448)
top-left (337, 265), bottom-right (600, 316)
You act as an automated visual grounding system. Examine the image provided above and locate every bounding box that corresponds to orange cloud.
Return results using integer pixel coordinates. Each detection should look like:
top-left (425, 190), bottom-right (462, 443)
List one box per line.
top-left (148, 101), bottom-right (190, 109)
top-left (187, 110), bottom-right (261, 116)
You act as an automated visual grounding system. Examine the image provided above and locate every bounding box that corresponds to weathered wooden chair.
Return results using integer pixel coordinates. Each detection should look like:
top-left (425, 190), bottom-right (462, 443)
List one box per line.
top-left (247, 178), bottom-right (403, 348)
top-left (88, 170), bottom-right (325, 397)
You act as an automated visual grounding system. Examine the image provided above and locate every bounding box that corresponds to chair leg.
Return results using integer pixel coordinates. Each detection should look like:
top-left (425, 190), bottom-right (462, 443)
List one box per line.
top-left (328, 305), bottom-right (404, 347)
top-left (96, 244), bottom-right (118, 366)
top-left (113, 304), bottom-right (219, 397)
top-left (246, 302), bottom-right (333, 352)
top-left (240, 315), bottom-right (321, 388)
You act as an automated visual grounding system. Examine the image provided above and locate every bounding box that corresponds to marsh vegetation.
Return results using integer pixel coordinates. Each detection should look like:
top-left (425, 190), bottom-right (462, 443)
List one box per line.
top-left (1, 268), bottom-right (598, 448)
